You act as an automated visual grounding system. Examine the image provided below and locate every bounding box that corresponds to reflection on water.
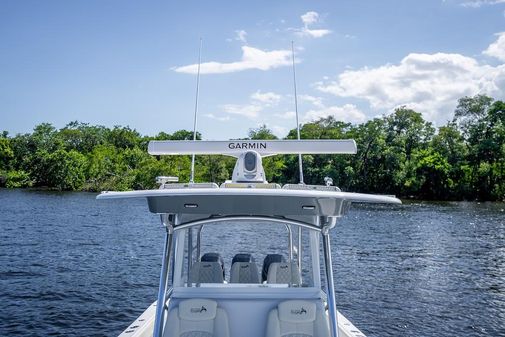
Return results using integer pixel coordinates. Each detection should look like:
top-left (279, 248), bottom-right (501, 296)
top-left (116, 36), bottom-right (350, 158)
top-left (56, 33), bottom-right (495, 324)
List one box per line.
top-left (334, 202), bottom-right (505, 337)
top-left (0, 190), bottom-right (504, 336)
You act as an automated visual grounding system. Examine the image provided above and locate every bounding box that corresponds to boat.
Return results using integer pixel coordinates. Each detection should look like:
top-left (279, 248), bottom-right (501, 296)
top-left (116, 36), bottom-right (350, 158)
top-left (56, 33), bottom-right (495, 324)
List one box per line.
top-left (97, 139), bottom-right (401, 337)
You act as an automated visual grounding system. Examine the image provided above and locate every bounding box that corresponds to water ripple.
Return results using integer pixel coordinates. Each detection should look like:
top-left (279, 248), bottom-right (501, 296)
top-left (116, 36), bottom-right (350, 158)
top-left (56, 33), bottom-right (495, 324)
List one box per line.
top-left (0, 190), bottom-right (504, 336)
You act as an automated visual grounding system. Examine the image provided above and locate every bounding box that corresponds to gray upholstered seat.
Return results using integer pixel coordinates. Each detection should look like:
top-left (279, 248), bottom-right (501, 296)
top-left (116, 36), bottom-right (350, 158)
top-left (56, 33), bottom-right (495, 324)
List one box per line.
top-left (189, 262), bottom-right (225, 284)
top-left (265, 300), bottom-right (330, 337)
top-left (164, 299), bottom-right (230, 337)
top-left (267, 262), bottom-right (301, 286)
top-left (230, 262), bottom-right (260, 283)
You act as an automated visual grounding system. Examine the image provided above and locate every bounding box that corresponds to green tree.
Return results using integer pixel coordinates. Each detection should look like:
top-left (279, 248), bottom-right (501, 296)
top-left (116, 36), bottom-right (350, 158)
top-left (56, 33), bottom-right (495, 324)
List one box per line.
top-left (105, 126), bottom-right (141, 149)
top-left (454, 95), bottom-right (505, 200)
top-left (405, 149), bottom-right (452, 199)
top-left (44, 149), bottom-right (87, 190)
top-left (431, 123), bottom-right (469, 198)
top-left (0, 135), bottom-right (14, 170)
top-left (59, 121), bottom-right (107, 153)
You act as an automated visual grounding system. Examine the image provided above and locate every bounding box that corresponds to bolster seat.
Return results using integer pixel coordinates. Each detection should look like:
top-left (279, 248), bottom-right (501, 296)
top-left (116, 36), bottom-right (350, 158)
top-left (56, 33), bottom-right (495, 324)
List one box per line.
top-left (265, 300), bottom-right (330, 337)
top-left (267, 262), bottom-right (301, 286)
top-left (201, 252), bottom-right (225, 280)
top-left (189, 262), bottom-right (225, 284)
top-left (230, 253), bottom-right (260, 283)
top-left (262, 254), bottom-right (286, 283)
top-left (230, 262), bottom-right (260, 283)
top-left (164, 299), bottom-right (230, 337)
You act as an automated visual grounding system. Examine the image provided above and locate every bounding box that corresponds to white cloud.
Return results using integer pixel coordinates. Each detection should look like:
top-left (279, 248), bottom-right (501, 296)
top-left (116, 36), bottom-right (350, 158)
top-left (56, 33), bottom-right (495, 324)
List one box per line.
top-left (316, 51), bottom-right (505, 124)
top-left (222, 104), bottom-right (263, 119)
top-left (221, 91), bottom-right (283, 120)
top-left (271, 125), bottom-right (288, 137)
top-left (459, 0), bottom-right (505, 7)
top-left (483, 32), bottom-right (505, 61)
top-left (295, 11), bottom-right (332, 38)
top-left (235, 30), bottom-right (247, 43)
top-left (173, 46), bottom-right (292, 74)
top-left (251, 91), bottom-right (281, 106)
top-left (301, 11), bottom-right (319, 25)
top-left (274, 111), bottom-right (296, 119)
top-left (304, 104), bottom-right (367, 123)
top-left (204, 113), bottom-right (231, 121)
top-left (299, 94), bottom-right (325, 108)
top-left (299, 28), bottom-right (332, 38)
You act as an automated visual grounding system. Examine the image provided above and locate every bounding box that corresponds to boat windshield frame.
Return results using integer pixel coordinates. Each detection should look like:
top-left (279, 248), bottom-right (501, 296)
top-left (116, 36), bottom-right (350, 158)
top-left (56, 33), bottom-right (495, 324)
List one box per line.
top-left (171, 216), bottom-right (321, 288)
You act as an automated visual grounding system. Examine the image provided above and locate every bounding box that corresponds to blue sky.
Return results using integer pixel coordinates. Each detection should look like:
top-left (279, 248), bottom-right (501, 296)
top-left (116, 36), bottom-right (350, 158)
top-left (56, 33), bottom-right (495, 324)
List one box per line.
top-left (1, 0), bottom-right (504, 139)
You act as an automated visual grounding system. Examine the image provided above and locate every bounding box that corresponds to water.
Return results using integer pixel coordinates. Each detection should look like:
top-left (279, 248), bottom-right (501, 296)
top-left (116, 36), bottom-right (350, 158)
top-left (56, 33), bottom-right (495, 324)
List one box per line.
top-left (0, 189), bottom-right (504, 337)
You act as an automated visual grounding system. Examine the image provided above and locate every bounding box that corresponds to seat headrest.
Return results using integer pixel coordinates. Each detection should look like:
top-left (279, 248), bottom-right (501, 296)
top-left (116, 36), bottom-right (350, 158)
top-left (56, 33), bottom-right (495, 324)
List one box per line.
top-left (262, 254), bottom-right (285, 282)
top-left (201, 252), bottom-right (224, 265)
top-left (278, 300), bottom-right (316, 323)
top-left (232, 253), bottom-right (255, 264)
top-left (178, 299), bottom-right (217, 321)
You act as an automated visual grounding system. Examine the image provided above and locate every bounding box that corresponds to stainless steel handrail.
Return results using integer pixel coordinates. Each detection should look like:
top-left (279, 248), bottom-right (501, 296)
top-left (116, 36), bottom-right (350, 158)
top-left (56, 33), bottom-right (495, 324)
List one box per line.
top-left (173, 215), bottom-right (321, 232)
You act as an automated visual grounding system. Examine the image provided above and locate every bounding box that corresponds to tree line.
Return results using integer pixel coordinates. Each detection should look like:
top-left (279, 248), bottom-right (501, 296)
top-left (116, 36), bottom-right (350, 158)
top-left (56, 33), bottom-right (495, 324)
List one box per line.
top-left (0, 95), bottom-right (503, 201)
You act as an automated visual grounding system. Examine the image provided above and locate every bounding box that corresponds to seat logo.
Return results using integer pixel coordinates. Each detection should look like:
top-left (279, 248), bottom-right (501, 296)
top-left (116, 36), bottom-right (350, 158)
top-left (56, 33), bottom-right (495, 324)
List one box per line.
top-left (290, 307), bottom-right (307, 315)
top-left (190, 306), bottom-right (207, 313)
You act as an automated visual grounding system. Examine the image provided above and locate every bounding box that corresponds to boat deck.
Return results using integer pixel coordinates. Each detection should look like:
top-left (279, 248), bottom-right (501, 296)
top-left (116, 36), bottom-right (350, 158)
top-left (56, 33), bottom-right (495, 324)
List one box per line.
top-left (118, 287), bottom-right (367, 337)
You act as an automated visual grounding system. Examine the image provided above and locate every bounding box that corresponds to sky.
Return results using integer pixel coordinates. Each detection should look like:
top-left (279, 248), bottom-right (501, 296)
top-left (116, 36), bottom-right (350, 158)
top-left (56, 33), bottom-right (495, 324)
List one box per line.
top-left (1, 0), bottom-right (504, 139)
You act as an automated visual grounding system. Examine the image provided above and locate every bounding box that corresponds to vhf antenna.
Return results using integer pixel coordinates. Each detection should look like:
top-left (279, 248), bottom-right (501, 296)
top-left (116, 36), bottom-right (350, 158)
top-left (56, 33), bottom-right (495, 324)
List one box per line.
top-left (291, 41), bottom-right (304, 184)
top-left (190, 38), bottom-right (203, 184)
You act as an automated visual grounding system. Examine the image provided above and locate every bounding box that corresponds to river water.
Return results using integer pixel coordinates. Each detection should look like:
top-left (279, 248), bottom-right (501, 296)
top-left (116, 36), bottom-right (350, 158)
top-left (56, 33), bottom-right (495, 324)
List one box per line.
top-left (0, 189), bottom-right (504, 337)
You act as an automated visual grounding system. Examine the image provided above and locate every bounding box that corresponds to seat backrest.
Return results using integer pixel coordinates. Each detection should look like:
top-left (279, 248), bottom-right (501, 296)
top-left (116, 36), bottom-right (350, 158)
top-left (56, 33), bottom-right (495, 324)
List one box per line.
top-left (164, 298), bottom-right (230, 337)
top-left (230, 262), bottom-right (260, 283)
top-left (189, 262), bottom-right (225, 284)
top-left (262, 254), bottom-right (285, 282)
top-left (201, 252), bottom-right (225, 279)
top-left (265, 300), bottom-right (330, 337)
top-left (267, 262), bottom-right (301, 286)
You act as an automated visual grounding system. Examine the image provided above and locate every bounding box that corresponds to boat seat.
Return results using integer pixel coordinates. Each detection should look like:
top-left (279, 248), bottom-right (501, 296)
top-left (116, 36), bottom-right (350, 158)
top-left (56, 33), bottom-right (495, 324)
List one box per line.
top-left (230, 262), bottom-right (260, 283)
top-left (201, 252), bottom-right (225, 279)
top-left (164, 298), bottom-right (230, 337)
top-left (262, 254), bottom-right (286, 283)
top-left (189, 262), bottom-right (225, 284)
top-left (267, 262), bottom-right (301, 286)
top-left (265, 300), bottom-right (330, 337)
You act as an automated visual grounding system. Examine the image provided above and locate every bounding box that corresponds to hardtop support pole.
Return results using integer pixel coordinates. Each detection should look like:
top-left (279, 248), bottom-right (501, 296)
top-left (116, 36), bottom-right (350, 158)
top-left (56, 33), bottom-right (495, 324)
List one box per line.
top-left (187, 227), bottom-right (193, 272)
top-left (153, 214), bottom-right (175, 337)
top-left (297, 226), bottom-right (302, 271)
top-left (196, 225), bottom-right (203, 260)
top-left (321, 216), bottom-right (339, 337)
top-left (285, 224), bottom-right (293, 262)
